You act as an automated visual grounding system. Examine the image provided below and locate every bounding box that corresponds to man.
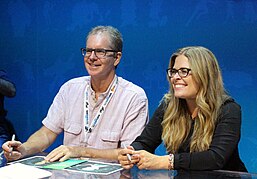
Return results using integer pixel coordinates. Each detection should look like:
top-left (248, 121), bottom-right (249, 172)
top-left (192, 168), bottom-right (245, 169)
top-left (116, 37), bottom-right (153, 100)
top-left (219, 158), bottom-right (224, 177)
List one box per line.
top-left (2, 26), bottom-right (148, 162)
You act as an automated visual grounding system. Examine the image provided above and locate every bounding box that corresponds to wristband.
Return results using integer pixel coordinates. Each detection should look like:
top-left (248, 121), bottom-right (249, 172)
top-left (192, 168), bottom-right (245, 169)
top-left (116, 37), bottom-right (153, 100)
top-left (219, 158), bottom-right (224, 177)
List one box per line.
top-left (168, 153), bottom-right (174, 170)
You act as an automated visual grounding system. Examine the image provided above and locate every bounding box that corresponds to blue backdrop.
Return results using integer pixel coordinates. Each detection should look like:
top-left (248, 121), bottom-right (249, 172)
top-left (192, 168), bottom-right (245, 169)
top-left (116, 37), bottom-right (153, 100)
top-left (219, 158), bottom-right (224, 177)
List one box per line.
top-left (1, 0), bottom-right (257, 172)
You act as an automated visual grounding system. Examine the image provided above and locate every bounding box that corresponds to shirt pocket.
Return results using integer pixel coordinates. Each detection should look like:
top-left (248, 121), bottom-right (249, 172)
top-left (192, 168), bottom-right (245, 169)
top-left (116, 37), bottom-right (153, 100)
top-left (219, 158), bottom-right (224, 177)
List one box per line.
top-left (100, 131), bottom-right (120, 148)
top-left (63, 122), bottom-right (82, 145)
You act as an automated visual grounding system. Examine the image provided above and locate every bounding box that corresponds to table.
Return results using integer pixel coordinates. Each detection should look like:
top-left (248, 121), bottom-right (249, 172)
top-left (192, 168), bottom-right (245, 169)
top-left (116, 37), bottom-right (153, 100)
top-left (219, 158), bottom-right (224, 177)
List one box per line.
top-left (1, 156), bottom-right (257, 179)
top-left (45, 166), bottom-right (257, 179)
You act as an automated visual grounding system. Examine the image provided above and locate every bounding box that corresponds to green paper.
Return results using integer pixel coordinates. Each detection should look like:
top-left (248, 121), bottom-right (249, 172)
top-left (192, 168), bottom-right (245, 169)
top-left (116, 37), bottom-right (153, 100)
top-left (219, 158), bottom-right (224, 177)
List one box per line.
top-left (42, 159), bottom-right (87, 170)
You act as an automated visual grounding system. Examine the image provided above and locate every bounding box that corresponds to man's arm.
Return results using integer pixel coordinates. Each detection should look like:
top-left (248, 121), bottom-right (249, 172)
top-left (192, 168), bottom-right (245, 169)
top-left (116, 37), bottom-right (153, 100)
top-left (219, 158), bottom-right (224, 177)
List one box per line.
top-left (2, 126), bottom-right (58, 161)
top-left (45, 145), bottom-right (122, 162)
top-left (81, 147), bottom-right (121, 160)
top-left (22, 126), bottom-right (58, 157)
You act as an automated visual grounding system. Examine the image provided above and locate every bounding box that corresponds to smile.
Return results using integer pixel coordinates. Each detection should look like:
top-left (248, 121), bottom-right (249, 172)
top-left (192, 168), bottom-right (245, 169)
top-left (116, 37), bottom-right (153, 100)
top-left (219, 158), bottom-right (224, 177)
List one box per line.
top-left (88, 63), bottom-right (101, 67)
top-left (174, 84), bottom-right (186, 88)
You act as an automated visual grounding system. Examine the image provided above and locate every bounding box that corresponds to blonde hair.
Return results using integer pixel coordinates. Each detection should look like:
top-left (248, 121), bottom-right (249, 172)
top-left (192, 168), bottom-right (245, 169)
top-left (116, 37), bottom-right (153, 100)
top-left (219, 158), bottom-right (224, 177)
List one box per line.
top-left (162, 46), bottom-right (230, 153)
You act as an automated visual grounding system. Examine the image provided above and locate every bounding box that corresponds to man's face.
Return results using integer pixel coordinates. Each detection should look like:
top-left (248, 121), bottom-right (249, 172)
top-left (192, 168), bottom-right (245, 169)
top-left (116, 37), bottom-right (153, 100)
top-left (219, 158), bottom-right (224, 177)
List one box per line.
top-left (84, 33), bottom-right (120, 80)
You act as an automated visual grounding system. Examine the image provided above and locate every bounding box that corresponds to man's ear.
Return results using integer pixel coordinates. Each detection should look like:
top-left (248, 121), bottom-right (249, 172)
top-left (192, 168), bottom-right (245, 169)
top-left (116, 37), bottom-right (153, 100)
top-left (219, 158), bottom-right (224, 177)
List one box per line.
top-left (114, 52), bottom-right (122, 67)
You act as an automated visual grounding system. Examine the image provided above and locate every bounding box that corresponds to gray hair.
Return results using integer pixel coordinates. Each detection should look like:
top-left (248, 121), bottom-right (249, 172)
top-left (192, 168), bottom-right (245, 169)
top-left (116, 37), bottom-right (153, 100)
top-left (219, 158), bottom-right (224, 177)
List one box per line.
top-left (86, 26), bottom-right (123, 52)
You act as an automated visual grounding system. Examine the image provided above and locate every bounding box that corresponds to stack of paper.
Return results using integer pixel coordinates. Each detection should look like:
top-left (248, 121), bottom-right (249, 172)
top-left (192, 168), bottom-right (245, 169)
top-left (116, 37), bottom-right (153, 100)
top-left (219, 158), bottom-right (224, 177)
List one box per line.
top-left (0, 163), bottom-right (52, 179)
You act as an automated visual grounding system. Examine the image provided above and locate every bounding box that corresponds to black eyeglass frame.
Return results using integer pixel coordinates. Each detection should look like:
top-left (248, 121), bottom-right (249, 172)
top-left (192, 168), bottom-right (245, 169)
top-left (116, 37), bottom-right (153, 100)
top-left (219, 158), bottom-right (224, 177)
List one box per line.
top-left (81, 48), bottom-right (118, 58)
top-left (166, 68), bottom-right (192, 78)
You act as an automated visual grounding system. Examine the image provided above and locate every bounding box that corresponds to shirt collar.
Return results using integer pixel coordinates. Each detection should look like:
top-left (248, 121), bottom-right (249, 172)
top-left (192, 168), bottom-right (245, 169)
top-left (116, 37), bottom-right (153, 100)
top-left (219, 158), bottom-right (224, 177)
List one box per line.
top-left (88, 75), bottom-right (118, 98)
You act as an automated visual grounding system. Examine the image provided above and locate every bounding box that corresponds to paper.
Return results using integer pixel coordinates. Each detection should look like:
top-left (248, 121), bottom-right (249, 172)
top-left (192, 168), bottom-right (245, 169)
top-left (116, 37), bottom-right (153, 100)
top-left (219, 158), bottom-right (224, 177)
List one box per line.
top-left (41, 159), bottom-right (87, 170)
top-left (9, 156), bottom-right (123, 175)
top-left (10, 156), bottom-right (46, 167)
top-left (0, 163), bottom-right (52, 179)
top-left (65, 160), bottom-right (123, 175)
top-left (10, 156), bottom-right (87, 169)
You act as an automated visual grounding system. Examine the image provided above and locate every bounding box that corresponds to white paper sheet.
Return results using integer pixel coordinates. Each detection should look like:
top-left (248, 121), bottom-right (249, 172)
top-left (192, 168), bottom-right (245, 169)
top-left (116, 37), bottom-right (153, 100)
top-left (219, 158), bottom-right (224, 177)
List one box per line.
top-left (0, 163), bottom-right (52, 179)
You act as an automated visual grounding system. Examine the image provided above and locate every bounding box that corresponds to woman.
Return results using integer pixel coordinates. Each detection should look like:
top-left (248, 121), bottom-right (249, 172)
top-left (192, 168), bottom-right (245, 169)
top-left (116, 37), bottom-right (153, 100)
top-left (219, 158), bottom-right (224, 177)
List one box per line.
top-left (118, 46), bottom-right (247, 172)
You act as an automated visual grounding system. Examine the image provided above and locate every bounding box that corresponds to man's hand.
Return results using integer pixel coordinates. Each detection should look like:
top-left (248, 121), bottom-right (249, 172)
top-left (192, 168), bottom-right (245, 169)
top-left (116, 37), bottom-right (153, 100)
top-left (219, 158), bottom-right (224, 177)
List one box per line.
top-left (2, 140), bottom-right (25, 161)
top-left (44, 145), bottom-right (82, 162)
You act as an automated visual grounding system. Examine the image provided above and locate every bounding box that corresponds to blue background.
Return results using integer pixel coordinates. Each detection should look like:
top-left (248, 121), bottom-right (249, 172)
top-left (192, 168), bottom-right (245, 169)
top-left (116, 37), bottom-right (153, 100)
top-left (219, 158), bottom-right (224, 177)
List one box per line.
top-left (1, 0), bottom-right (257, 172)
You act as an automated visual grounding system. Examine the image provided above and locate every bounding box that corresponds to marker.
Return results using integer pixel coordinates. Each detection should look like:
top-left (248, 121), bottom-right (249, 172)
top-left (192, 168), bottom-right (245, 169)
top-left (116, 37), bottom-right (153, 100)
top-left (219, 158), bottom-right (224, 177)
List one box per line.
top-left (122, 144), bottom-right (132, 162)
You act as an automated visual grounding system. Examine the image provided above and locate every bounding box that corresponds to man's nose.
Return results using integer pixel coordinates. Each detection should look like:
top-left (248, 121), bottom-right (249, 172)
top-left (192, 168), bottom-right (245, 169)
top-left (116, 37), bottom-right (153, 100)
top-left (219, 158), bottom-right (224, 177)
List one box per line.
top-left (89, 50), bottom-right (97, 59)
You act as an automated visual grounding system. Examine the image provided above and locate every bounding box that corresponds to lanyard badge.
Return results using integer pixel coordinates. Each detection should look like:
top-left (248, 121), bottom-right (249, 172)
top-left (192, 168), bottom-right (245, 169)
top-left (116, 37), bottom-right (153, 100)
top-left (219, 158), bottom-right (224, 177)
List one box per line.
top-left (84, 77), bottom-right (118, 133)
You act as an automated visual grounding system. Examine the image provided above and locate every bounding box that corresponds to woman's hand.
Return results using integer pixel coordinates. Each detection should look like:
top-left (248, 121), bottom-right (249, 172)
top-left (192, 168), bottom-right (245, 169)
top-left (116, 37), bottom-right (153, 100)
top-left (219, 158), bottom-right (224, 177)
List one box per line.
top-left (118, 145), bottom-right (138, 169)
top-left (134, 150), bottom-right (169, 170)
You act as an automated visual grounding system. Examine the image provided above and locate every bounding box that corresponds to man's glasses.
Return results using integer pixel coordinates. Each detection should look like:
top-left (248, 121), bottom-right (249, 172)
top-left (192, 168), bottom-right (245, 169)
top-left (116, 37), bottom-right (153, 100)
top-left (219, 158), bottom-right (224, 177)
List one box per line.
top-left (81, 48), bottom-right (118, 58)
top-left (166, 68), bottom-right (191, 78)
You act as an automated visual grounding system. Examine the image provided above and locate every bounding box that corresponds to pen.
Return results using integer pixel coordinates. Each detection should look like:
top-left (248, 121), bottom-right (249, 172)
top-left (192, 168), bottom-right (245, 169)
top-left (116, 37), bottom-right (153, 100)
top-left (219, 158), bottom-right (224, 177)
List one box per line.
top-left (8, 134), bottom-right (15, 156)
top-left (122, 144), bottom-right (132, 162)
top-left (10, 134), bottom-right (15, 151)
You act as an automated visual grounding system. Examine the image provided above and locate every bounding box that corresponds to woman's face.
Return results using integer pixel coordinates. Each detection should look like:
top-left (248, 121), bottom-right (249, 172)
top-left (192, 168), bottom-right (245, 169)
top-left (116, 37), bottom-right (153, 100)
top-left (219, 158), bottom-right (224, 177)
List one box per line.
top-left (170, 55), bottom-right (199, 101)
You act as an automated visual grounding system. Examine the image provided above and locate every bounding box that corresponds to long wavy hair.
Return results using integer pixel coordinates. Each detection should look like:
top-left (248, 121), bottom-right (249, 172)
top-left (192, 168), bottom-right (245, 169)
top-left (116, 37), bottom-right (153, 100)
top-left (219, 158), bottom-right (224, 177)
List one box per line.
top-left (162, 46), bottom-right (230, 153)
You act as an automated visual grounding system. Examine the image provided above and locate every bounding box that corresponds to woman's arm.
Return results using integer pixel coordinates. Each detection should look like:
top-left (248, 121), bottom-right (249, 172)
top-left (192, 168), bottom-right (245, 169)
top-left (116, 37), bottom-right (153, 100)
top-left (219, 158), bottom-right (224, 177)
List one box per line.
top-left (131, 101), bottom-right (166, 153)
top-left (174, 100), bottom-right (244, 171)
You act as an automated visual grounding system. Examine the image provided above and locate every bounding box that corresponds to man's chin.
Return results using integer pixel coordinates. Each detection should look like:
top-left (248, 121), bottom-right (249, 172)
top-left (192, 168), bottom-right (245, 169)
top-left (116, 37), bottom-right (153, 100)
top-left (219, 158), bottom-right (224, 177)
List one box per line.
top-left (86, 67), bottom-right (101, 74)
